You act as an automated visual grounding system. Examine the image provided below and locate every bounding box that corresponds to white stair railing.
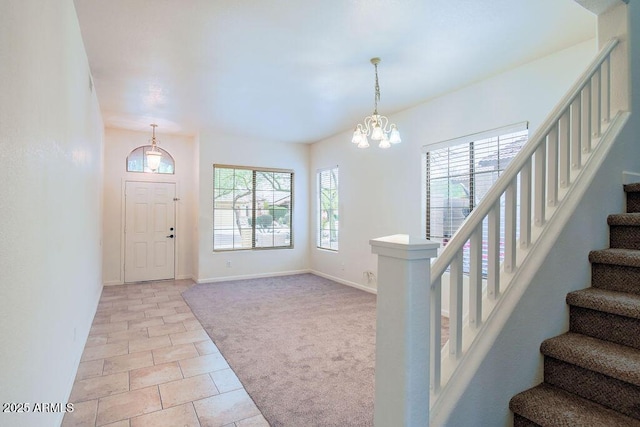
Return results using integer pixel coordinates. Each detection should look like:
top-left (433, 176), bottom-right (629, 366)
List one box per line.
top-left (371, 38), bottom-right (625, 426)
top-left (429, 37), bottom-right (620, 397)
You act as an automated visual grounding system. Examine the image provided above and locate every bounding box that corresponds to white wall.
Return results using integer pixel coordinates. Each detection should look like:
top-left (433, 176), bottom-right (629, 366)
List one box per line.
top-left (102, 127), bottom-right (197, 284)
top-left (197, 131), bottom-right (310, 282)
top-left (0, 1), bottom-right (104, 426)
top-left (443, 3), bottom-right (640, 425)
top-left (310, 39), bottom-right (597, 292)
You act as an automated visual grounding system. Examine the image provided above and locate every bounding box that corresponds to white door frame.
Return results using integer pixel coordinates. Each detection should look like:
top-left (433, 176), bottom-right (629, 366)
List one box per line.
top-left (120, 178), bottom-right (180, 283)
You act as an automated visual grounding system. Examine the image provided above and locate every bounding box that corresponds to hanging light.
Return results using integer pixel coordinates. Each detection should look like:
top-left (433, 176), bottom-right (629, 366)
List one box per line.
top-left (351, 57), bottom-right (401, 149)
top-left (146, 123), bottom-right (162, 172)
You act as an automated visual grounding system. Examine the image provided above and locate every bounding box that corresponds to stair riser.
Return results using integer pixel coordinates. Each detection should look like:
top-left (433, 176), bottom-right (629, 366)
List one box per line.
top-left (569, 306), bottom-right (640, 350)
top-left (610, 226), bottom-right (640, 250)
top-left (513, 414), bottom-right (540, 427)
top-left (544, 358), bottom-right (640, 420)
top-left (627, 193), bottom-right (640, 213)
top-left (592, 263), bottom-right (640, 295)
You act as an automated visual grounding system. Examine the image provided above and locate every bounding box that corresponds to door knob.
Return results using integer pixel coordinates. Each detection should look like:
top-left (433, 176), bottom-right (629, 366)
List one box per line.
top-left (166, 234), bottom-right (174, 238)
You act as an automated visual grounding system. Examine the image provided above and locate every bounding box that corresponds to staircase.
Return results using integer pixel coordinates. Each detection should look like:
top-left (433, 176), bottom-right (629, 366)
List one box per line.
top-left (509, 184), bottom-right (640, 426)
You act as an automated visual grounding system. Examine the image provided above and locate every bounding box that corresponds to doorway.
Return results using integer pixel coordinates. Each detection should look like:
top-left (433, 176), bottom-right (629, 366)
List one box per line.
top-left (124, 181), bottom-right (176, 283)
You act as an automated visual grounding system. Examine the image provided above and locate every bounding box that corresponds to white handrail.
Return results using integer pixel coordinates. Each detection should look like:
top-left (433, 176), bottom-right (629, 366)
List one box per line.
top-left (430, 38), bottom-right (618, 282)
top-left (429, 37), bottom-right (620, 395)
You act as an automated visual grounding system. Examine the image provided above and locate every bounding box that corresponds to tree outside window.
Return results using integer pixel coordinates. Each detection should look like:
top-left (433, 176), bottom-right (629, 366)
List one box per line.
top-left (213, 165), bottom-right (293, 251)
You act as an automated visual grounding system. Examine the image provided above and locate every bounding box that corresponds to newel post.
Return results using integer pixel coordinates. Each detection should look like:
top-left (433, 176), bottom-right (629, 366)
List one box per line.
top-left (370, 234), bottom-right (440, 427)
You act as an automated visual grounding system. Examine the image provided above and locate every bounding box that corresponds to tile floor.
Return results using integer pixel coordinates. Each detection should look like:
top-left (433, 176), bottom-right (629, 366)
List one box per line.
top-left (62, 279), bottom-right (269, 427)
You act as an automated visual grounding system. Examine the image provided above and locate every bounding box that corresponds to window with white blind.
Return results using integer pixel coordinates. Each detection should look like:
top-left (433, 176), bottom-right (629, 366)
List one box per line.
top-left (318, 167), bottom-right (339, 250)
top-left (213, 165), bottom-right (293, 251)
top-left (424, 123), bottom-right (528, 275)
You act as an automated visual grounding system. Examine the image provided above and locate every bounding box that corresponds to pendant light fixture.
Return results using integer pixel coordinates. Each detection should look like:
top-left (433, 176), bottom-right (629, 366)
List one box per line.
top-left (351, 57), bottom-right (401, 149)
top-left (146, 123), bottom-right (162, 172)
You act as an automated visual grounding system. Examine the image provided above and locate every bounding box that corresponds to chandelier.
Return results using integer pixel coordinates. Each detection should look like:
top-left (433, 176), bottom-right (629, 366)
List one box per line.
top-left (146, 123), bottom-right (162, 172)
top-left (351, 57), bottom-right (401, 149)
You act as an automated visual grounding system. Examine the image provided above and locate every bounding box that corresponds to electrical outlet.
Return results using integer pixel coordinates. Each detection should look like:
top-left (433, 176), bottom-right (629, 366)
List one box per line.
top-left (364, 271), bottom-right (376, 284)
top-left (226, 260), bottom-right (232, 268)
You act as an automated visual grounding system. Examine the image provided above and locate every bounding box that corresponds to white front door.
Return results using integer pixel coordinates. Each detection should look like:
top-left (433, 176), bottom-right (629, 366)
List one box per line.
top-left (124, 181), bottom-right (176, 283)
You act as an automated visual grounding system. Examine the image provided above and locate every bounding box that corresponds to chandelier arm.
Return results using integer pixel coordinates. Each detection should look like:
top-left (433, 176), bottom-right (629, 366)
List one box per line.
top-left (378, 115), bottom-right (391, 133)
top-left (362, 115), bottom-right (373, 135)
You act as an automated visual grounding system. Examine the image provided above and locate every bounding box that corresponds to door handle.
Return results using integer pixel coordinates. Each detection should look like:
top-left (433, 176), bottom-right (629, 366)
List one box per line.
top-left (166, 234), bottom-right (174, 238)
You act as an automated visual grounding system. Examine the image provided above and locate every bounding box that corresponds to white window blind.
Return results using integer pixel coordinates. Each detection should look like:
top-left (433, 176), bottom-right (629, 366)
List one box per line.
top-left (318, 166), bottom-right (339, 250)
top-left (424, 123), bottom-right (528, 275)
top-left (213, 165), bottom-right (293, 251)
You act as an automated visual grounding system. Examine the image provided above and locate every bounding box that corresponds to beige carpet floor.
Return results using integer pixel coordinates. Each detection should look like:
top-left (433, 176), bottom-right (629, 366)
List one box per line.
top-left (182, 274), bottom-right (450, 427)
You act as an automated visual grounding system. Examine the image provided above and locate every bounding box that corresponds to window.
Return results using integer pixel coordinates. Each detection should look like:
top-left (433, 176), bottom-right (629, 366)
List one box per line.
top-left (424, 123), bottom-right (528, 275)
top-left (127, 146), bottom-right (175, 174)
top-left (318, 166), bottom-right (339, 250)
top-left (213, 165), bottom-right (293, 251)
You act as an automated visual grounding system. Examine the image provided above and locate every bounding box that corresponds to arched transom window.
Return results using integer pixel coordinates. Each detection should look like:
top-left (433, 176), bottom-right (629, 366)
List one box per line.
top-left (127, 146), bottom-right (175, 174)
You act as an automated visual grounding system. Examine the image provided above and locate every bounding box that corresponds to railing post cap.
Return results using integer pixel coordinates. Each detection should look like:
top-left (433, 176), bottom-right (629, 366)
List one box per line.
top-left (370, 234), bottom-right (440, 259)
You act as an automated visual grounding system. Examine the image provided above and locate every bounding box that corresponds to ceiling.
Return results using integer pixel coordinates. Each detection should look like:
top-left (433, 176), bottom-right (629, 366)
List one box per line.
top-left (73, 0), bottom-right (596, 143)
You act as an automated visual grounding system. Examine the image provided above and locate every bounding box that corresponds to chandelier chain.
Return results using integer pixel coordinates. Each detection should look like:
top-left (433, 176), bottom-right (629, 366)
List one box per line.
top-left (146, 123), bottom-right (163, 172)
top-left (150, 123), bottom-right (158, 146)
top-left (351, 57), bottom-right (401, 148)
top-left (373, 62), bottom-right (380, 115)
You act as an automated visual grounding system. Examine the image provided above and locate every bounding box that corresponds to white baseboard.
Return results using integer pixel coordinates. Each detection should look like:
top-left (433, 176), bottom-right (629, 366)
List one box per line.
top-left (103, 280), bottom-right (123, 286)
top-left (195, 269), bottom-right (378, 294)
top-left (196, 269), bottom-right (311, 284)
top-left (309, 270), bottom-right (377, 294)
top-left (104, 275), bottom-right (195, 286)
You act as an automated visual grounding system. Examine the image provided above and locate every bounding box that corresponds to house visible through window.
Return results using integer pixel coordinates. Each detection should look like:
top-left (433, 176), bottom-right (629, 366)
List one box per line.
top-left (424, 123), bottom-right (528, 275)
top-left (213, 165), bottom-right (293, 251)
top-left (318, 166), bottom-right (339, 250)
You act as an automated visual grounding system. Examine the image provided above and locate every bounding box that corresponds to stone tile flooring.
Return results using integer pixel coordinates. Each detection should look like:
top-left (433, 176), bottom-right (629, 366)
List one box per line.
top-left (62, 279), bottom-right (269, 427)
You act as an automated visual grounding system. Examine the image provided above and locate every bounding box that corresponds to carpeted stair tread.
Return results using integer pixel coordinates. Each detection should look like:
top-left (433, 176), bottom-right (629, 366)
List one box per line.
top-left (608, 214), bottom-right (640, 249)
top-left (509, 383), bottom-right (640, 427)
top-left (541, 333), bottom-right (640, 387)
top-left (570, 305), bottom-right (640, 350)
top-left (544, 357), bottom-right (640, 420)
top-left (591, 263), bottom-right (640, 295)
top-left (608, 213), bottom-right (640, 226)
top-left (567, 288), bottom-right (640, 320)
top-left (624, 183), bottom-right (640, 193)
top-left (589, 248), bottom-right (640, 268)
top-left (625, 183), bottom-right (640, 213)
top-left (511, 184), bottom-right (640, 426)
